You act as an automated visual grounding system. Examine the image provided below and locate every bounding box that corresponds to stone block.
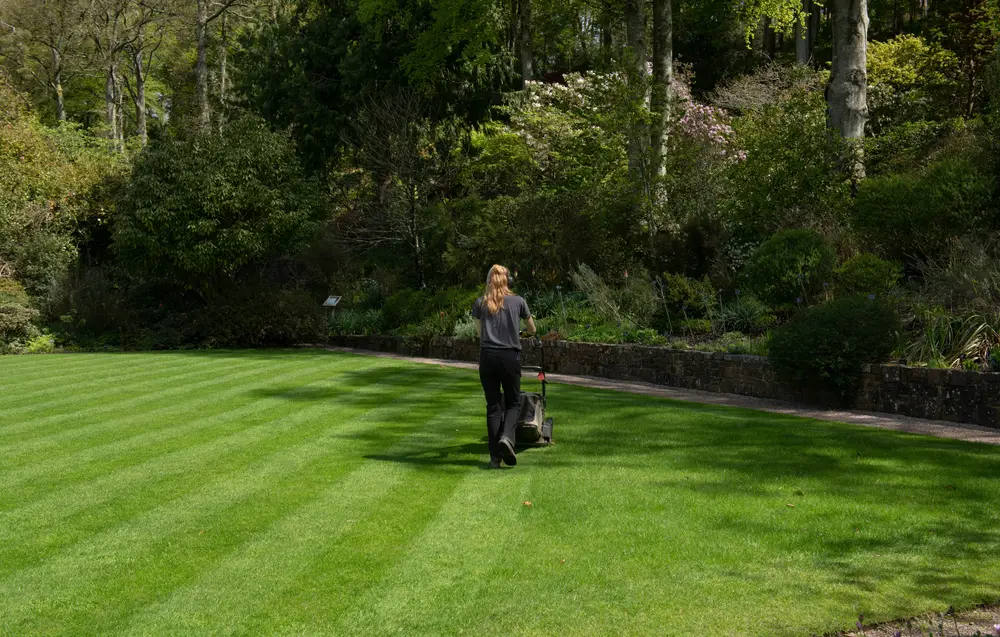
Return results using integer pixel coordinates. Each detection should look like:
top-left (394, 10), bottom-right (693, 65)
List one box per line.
top-left (925, 368), bottom-right (948, 387)
top-left (949, 370), bottom-right (970, 387)
top-left (903, 367), bottom-right (928, 384)
top-left (881, 365), bottom-right (901, 383)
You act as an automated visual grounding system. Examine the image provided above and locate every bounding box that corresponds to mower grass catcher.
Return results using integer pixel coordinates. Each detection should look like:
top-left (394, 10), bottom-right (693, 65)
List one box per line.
top-left (515, 338), bottom-right (554, 446)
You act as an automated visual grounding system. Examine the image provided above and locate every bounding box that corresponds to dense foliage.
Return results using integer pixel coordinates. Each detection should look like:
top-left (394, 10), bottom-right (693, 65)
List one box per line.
top-left (2, 0), bottom-right (1000, 399)
top-left (743, 230), bottom-right (837, 308)
top-left (113, 116), bottom-right (325, 291)
top-left (769, 297), bottom-right (902, 403)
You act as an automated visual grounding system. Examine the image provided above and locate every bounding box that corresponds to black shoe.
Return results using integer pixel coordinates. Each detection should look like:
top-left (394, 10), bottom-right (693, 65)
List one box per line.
top-left (488, 459), bottom-right (502, 470)
top-left (498, 438), bottom-right (517, 466)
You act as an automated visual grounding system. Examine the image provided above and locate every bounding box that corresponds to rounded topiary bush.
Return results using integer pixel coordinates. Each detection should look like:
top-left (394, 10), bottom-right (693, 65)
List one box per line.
top-left (835, 254), bottom-right (902, 298)
top-left (768, 296), bottom-right (901, 403)
top-left (744, 229), bottom-right (836, 308)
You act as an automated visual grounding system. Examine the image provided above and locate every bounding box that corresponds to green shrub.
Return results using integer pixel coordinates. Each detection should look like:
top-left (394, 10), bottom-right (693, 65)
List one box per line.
top-left (0, 279), bottom-right (30, 306)
top-left (917, 237), bottom-right (1000, 312)
top-left (570, 265), bottom-right (657, 327)
top-left (25, 333), bottom-right (56, 354)
top-left (866, 35), bottom-right (961, 134)
top-left (564, 324), bottom-right (666, 346)
top-left (656, 273), bottom-right (717, 316)
top-left (0, 302), bottom-right (41, 351)
top-left (113, 116), bottom-right (326, 285)
top-left (853, 140), bottom-right (995, 262)
top-left (571, 264), bottom-right (623, 324)
top-left (382, 287), bottom-right (479, 332)
top-left (329, 309), bottom-right (384, 336)
top-left (713, 295), bottom-right (775, 334)
top-left (744, 230), bottom-right (836, 308)
top-left (693, 332), bottom-right (770, 356)
top-left (679, 318), bottom-right (713, 335)
top-left (769, 296), bottom-right (901, 402)
top-left (190, 288), bottom-right (327, 348)
top-left (835, 254), bottom-right (902, 298)
top-left (381, 289), bottom-right (431, 328)
top-left (722, 90), bottom-right (851, 252)
top-left (961, 357), bottom-right (981, 372)
top-left (904, 308), bottom-right (994, 368)
top-left (452, 312), bottom-right (478, 341)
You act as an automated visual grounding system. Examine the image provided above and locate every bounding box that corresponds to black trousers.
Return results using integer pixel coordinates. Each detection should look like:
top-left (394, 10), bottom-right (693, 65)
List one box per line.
top-left (479, 347), bottom-right (521, 462)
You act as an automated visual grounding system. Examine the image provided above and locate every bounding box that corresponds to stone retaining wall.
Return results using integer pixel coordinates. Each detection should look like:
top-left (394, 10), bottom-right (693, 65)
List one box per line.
top-left (331, 336), bottom-right (1000, 429)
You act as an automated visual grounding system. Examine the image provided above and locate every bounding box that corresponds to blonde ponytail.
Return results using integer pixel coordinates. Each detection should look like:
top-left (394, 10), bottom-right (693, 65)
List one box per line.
top-left (483, 265), bottom-right (513, 315)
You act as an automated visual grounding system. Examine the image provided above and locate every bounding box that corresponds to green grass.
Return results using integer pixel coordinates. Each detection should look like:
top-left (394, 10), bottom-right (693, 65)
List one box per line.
top-left (2, 350), bottom-right (1000, 636)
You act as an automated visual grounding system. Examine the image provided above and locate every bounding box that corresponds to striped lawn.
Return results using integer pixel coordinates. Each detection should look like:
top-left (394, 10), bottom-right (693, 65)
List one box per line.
top-left (2, 350), bottom-right (1000, 636)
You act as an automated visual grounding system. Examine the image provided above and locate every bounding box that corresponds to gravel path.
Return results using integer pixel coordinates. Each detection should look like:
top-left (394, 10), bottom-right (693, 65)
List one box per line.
top-left (326, 346), bottom-right (1000, 446)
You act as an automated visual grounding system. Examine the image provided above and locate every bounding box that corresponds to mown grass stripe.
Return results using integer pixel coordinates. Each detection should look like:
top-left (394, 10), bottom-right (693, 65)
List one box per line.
top-left (0, 351), bottom-right (241, 400)
top-left (0, 355), bottom-right (305, 455)
top-left (0, 355), bottom-right (374, 498)
top-left (299, 458), bottom-right (532, 636)
top-left (0, 365), bottom-right (435, 578)
top-left (2, 355), bottom-right (172, 392)
top-left (0, 355), bottom-right (291, 441)
top-left (0, 354), bottom-right (238, 421)
top-left (238, 394), bottom-right (487, 636)
top-left (0, 368), bottom-right (458, 635)
top-left (0, 352), bottom-right (365, 460)
top-left (0, 351), bottom-right (168, 377)
top-left (116, 401), bottom-right (478, 636)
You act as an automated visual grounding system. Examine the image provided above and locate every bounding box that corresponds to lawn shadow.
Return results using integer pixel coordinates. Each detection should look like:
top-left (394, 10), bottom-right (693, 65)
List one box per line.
top-left (246, 364), bottom-right (480, 411)
top-left (552, 385), bottom-right (1000, 613)
top-left (365, 439), bottom-right (550, 471)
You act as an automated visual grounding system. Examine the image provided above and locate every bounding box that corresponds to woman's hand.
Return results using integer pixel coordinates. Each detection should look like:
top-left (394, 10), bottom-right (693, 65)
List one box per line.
top-left (524, 316), bottom-right (537, 337)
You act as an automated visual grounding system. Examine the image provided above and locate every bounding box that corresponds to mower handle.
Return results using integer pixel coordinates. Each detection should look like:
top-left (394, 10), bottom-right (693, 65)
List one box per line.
top-left (519, 332), bottom-right (542, 347)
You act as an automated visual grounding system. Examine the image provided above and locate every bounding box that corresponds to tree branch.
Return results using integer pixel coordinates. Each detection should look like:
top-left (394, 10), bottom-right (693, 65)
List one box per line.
top-left (205, 0), bottom-right (245, 25)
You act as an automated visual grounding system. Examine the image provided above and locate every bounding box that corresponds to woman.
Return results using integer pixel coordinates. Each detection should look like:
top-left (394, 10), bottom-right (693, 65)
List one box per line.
top-left (472, 265), bottom-right (536, 469)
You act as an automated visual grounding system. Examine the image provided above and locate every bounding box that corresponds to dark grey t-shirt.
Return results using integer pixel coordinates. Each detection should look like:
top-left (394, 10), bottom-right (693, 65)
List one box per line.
top-left (472, 295), bottom-right (531, 350)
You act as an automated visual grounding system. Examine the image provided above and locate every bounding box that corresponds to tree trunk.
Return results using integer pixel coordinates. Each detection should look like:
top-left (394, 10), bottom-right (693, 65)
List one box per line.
top-left (508, 0), bottom-right (518, 52)
top-left (795, 0), bottom-right (811, 64)
top-left (763, 17), bottom-right (776, 58)
top-left (828, 0), bottom-right (869, 182)
top-left (809, 1), bottom-right (821, 51)
top-left (115, 67), bottom-right (125, 146)
top-left (519, 0), bottom-right (534, 83)
top-left (625, 0), bottom-right (648, 184)
top-left (219, 12), bottom-right (229, 127)
top-left (195, 0), bottom-right (211, 131)
top-left (50, 47), bottom-right (66, 122)
top-left (104, 63), bottom-right (117, 142)
top-left (132, 34), bottom-right (147, 146)
top-left (650, 0), bottom-right (672, 180)
top-left (409, 183), bottom-right (426, 289)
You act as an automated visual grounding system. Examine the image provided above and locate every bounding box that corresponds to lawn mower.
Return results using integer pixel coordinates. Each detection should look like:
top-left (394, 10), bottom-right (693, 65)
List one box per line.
top-left (515, 336), bottom-right (554, 446)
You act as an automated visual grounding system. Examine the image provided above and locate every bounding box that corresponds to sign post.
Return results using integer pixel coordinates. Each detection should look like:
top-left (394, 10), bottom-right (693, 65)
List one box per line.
top-left (323, 295), bottom-right (342, 324)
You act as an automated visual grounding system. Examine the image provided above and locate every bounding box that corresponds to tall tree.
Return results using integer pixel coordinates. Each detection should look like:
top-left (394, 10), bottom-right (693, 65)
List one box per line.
top-left (650, 0), bottom-right (672, 179)
top-left (519, 0), bottom-right (534, 82)
top-left (828, 0), bottom-right (869, 181)
top-left (624, 0), bottom-right (647, 184)
top-left (0, 0), bottom-right (88, 121)
top-left (90, 0), bottom-right (129, 143)
top-left (795, 0), bottom-right (811, 62)
top-left (121, 1), bottom-right (165, 146)
top-left (195, 0), bottom-right (242, 131)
